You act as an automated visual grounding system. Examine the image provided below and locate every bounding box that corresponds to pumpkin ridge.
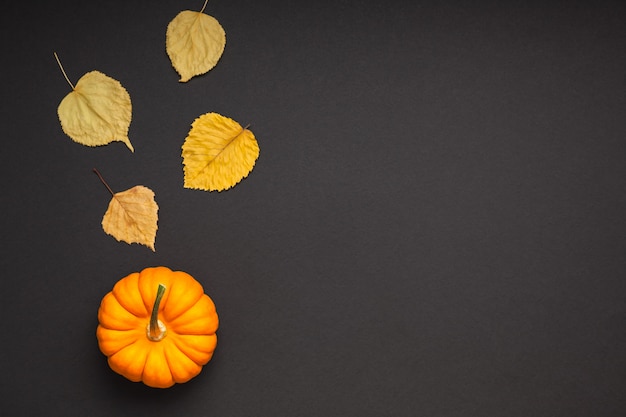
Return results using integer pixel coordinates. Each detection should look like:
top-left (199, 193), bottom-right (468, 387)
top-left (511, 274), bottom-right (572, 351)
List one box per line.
top-left (138, 268), bottom-right (159, 314)
top-left (111, 290), bottom-right (146, 320)
top-left (98, 292), bottom-right (143, 330)
top-left (171, 336), bottom-right (202, 366)
top-left (167, 295), bottom-right (217, 334)
top-left (171, 333), bottom-right (217, 365)
top-left (107, 332), bottom-right (140, 355)
top-left (163, 290), bottom-right (204, 322)
top-left (162, 342), bottom-right (179, 380)
top-left (110, 339), bottom-right (149, 379)
top-left (162, 271), bottom-right (205, 322)
top-left (137, 343), bottom-right (153, 383)
top-left (174, 335), bottom-right (202, 366)
top-left (112, 272), bottom-right (148, 318)
top-left (99, 322), bottom-right (140, 332)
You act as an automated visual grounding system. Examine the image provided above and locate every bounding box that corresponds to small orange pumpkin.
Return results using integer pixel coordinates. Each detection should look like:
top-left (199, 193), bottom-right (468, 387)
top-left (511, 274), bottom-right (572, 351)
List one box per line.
top-left (96, 266), bottom-right (219, 388)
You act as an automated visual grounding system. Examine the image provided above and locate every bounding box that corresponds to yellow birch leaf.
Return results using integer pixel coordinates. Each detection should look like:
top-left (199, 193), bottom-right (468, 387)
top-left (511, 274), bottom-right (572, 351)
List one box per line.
top-left (55, 53), bottom-right (134, 152)
top-left (181, 112), bottom-right (260, 191)
top-left (166, 0), bottom-right (226, 82)
top-left (94, 169), bottom-right (158, 251)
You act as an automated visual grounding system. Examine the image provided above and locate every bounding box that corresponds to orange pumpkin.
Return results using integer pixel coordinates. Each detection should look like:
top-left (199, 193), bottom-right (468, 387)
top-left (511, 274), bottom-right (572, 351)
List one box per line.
top-left (96, 266), bottom-right (218, 388)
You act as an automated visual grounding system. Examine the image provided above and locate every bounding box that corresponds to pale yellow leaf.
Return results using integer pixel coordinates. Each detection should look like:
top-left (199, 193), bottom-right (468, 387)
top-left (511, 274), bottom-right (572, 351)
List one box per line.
top-left (181, 112), bottom-right (260, 191)
top-left (166, 6), bottom-right (226, 82)
top-left (102, 186), bottom-right (159, 251)
top-left (58, 71), bottom-right (134, 152)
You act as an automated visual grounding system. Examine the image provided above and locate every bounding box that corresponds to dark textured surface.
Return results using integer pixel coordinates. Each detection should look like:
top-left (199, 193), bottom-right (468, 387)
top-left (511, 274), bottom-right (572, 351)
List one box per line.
top-left (1, 1), bottom-right (625, 416)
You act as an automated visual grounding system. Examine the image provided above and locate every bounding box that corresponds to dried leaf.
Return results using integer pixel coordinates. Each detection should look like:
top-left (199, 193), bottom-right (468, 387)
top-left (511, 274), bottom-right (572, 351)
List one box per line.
top-left (95, 169), bottom-right (159, 251)
top-left (102, 185), bottom-right (158, 251)
top-left (181, 112), bottom-right (260, 191)
top-left (166, 1), bottom-right (226, 82)
top-left (57, 69), bottom-right (134, 152)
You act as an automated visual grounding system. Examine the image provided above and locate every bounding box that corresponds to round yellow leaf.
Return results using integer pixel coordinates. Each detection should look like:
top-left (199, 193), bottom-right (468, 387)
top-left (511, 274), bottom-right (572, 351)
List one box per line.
top-left (166, 10), bottom-right (226, 82)
top-left (181, 113), bottom-right (260, 192)
top-left (57, 71), bottom-right (134, 152)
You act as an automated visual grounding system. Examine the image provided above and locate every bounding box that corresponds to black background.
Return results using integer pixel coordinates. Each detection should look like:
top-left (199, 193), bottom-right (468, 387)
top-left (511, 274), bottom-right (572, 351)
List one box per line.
top-left (2, 0), bottom-right (625, 416)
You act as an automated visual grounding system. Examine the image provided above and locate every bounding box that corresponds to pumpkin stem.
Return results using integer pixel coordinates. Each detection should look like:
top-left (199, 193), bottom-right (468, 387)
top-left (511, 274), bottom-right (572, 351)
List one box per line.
top-left (147, 284), bottom-right (167, 342)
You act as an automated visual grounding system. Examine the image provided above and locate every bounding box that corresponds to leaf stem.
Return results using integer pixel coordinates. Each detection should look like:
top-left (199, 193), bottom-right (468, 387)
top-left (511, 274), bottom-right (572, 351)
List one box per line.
top-left (53, 52), bottom-right (75, 90)
top-left (148, 284), bottom-right (167, 341)
top-left (93, 168), bottom-right (115, 196)
top-left (200, 0), bottom-right (209, 13)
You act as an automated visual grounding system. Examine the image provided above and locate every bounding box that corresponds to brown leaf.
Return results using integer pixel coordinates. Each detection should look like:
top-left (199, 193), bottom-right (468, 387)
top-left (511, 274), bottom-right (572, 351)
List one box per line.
top-left (95, 170), bottom-right (159, 251)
